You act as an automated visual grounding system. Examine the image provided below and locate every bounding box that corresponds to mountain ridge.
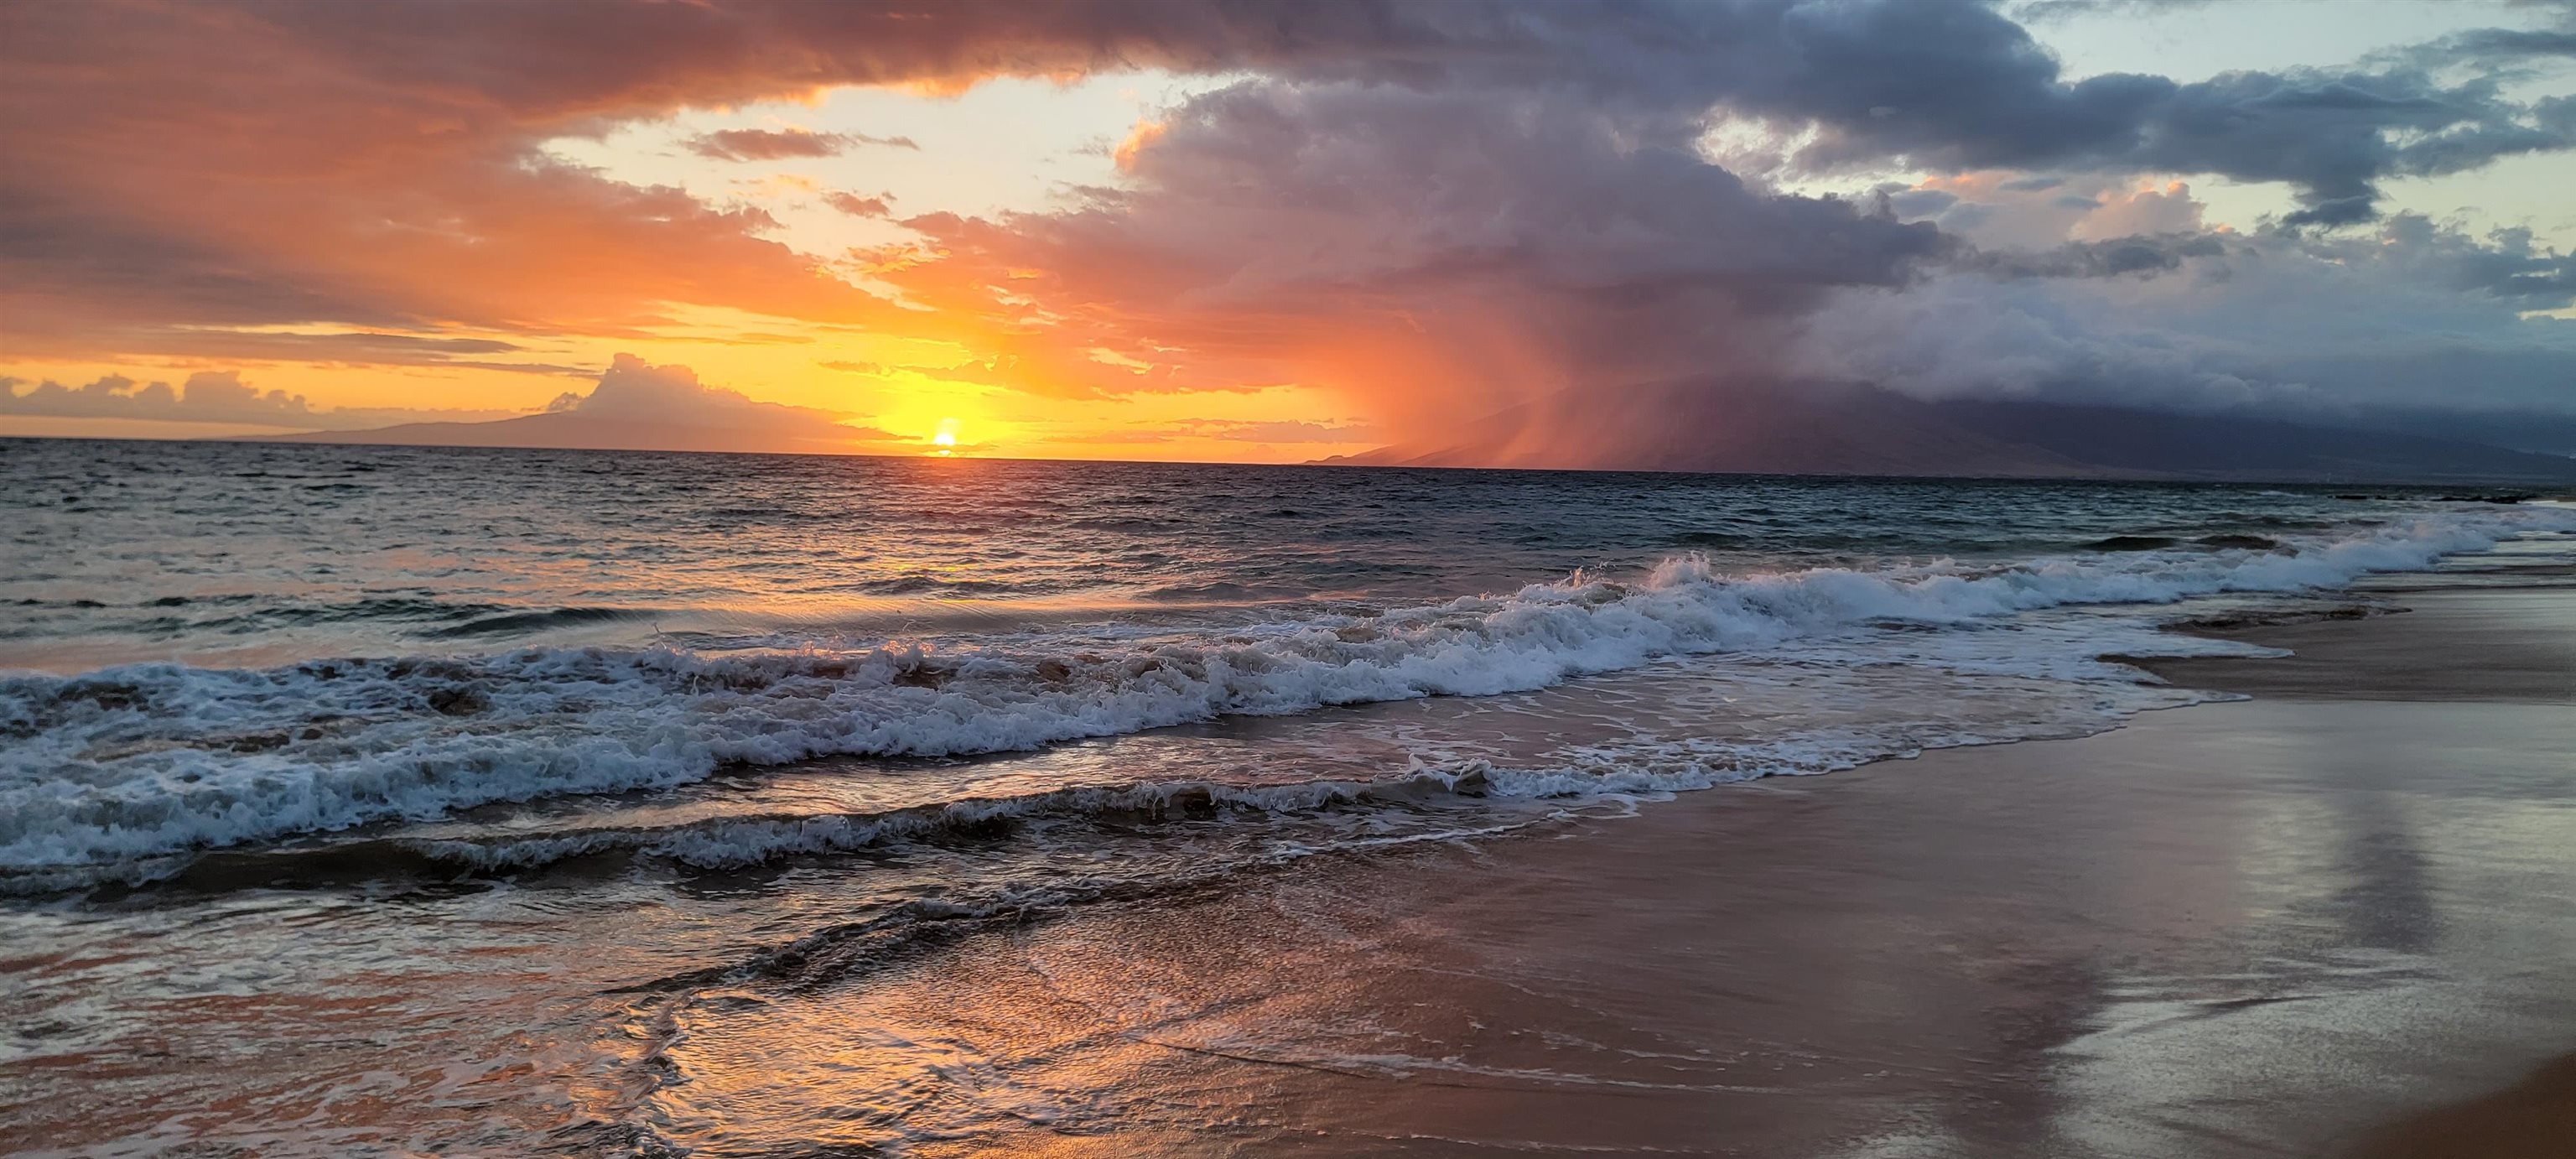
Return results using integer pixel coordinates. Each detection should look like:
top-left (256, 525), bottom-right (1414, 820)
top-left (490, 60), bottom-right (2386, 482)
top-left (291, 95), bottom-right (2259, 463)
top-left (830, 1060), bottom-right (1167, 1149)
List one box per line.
top-left (1319, 379), bottom-right (2576, 485)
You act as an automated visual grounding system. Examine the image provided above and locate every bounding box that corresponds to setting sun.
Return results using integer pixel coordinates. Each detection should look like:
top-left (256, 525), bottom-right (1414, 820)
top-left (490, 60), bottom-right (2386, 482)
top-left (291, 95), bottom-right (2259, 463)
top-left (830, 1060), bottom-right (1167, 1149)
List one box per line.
top-left (931, 417), bottom-right (960, 455)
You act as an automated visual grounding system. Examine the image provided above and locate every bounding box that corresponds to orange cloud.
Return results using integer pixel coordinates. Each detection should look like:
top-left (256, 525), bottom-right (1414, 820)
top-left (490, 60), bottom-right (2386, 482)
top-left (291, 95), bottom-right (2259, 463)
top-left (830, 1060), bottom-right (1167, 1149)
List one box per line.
top-left (10, 0), bottom-right (2565, 460)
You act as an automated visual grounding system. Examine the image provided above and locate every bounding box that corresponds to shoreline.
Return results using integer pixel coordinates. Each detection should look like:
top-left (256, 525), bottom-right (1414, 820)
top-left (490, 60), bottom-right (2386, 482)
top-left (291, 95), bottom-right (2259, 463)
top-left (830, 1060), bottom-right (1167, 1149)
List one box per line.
top-left (2127, 578), bottom-right (2573, 704)
top-left (629, 580), bottom-right (2576, 1156)
top-left (3, 568), bottom-right (2569, 1156)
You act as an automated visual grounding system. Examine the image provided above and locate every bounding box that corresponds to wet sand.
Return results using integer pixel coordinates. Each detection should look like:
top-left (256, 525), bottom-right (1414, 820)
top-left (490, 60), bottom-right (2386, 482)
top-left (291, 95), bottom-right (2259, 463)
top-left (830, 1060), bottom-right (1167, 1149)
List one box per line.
top-left (2133, 585), bottom-right (2573, 704)
top-left (2342, 1052), bottom-right (2576, 1159)
top-left (652, 584), bottom-right (2576, 1156)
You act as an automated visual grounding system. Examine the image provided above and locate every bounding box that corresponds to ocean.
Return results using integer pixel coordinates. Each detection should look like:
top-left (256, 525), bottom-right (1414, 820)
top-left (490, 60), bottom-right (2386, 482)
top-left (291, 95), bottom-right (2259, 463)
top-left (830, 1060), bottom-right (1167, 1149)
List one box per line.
top-left (3, 436), bottom-right (2572, 1153)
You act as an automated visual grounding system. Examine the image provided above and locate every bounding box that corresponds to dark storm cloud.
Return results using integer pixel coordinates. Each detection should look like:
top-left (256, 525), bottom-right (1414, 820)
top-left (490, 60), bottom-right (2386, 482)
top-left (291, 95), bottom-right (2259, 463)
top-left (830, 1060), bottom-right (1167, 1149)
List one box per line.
top-left (874, 81), bottom-right (1948, 423)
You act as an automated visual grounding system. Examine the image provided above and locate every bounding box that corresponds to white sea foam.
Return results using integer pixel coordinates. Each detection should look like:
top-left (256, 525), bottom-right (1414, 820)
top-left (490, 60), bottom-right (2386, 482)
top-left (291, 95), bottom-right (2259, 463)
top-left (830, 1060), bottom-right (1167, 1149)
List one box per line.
top-left (3, 507), bottom-right (2566, 876)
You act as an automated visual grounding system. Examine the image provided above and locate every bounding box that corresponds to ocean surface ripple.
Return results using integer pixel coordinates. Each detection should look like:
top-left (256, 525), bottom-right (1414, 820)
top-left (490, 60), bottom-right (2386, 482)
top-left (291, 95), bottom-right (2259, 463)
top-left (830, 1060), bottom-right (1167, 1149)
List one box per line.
top-left (8, 439), bottom-right (2576, 1156)
top-left (4, 439), bottom-right (2569, 895)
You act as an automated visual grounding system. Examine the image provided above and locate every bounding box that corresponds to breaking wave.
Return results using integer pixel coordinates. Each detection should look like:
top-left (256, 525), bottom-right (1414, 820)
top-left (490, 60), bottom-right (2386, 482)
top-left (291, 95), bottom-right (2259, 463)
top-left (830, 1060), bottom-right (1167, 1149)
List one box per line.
top-left (3, 507), bottom-right (2566, 881)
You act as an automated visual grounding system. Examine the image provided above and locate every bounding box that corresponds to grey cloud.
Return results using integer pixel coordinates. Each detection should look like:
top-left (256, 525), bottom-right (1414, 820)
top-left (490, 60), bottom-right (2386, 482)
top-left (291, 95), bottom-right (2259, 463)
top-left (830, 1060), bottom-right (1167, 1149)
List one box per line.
top-left (122, 330), bottom-right (586, 375)
top-left (538, 355), bottom-right (897, 443)
top-left (687, 127), bottom-right (917, 161)
top-left (1936, 202), bottom-right (1997, 231)
top-left (2002, 0), bottom-right (2223, 23)
top-left (1875, 185), bottom-right (1960, 216)
top-left (259, 356), bottom-right (906, 453)
top-left (1147, 80), bottom-right (1948, 301)
top-left (1258, 1), bottom-right (2569, 230)
top-left (0, 185), bottom-right (431, 346)
top-left (1706, 3), bottom-right (2572, 228)
top-left (823, 191), bottom-right (892, 217)
top-left (1957, 231), bottom-right (2228, 279)
top-left (2437, 27), bottom-right (2576, 60)
top-left (892, 78), bottom-right (1948, 419)
top-left (2129, 70), bottom-right (2568, 226)
top-left (1794, 214), bottom-right (2576, 421)
top-left (1, 373), bottom-right (316, 426)
top-left (547, 354), bottom-right (851, 424)
top-left (205, 1), bottom-right (2576, 226)
top-left (2323, 213), bottom-right (2576, 309)
top-left (2395, 6), bottom-right (2576, 70)
top-left (0, 372), bottom-right (521, 429)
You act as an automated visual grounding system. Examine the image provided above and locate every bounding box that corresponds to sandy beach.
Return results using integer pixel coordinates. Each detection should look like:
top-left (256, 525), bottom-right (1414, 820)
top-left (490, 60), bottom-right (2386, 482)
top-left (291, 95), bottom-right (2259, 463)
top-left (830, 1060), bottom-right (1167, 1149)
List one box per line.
top-left (628, 580), bottom-right (2576, 1157)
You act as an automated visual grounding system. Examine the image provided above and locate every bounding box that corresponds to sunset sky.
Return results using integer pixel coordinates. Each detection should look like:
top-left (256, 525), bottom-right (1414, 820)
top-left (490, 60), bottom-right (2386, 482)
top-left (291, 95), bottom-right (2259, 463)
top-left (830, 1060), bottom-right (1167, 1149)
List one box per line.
top-left (3, 0), bottom-right (2572, 461)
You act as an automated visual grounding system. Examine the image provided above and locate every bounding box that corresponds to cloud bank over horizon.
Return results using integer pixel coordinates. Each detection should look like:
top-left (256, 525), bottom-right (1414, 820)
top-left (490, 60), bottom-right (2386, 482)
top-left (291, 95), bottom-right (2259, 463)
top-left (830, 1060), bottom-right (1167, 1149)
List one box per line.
top-left (1, 0), bottom-right (2570, 460)
top-left (4, 356), bottom-right (904, 454)
top-left (0, 372), bottom-right (521, 432)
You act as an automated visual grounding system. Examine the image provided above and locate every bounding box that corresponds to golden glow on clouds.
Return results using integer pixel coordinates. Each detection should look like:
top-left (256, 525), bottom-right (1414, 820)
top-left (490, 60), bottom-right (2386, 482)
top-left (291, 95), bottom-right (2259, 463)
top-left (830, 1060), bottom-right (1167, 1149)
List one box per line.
top-left (0, 61), bottom-right (1389, 464)
top-left (8, 3), bottom-right (2566, 460)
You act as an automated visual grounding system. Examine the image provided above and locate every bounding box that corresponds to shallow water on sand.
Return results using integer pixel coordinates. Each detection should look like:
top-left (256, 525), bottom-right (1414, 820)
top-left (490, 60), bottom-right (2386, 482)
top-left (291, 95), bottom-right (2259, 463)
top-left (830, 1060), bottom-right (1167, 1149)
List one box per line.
top-left (2, 439), bottom-right (2572, 1153)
